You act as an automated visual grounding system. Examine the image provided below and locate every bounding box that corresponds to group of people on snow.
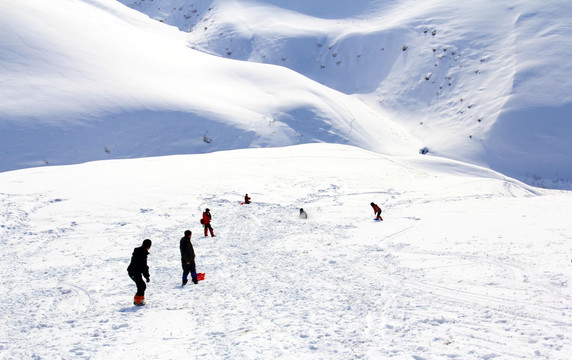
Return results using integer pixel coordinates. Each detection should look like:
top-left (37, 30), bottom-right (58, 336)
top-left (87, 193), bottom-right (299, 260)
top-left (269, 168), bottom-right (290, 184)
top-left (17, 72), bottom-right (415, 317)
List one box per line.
top-left (127, 196), bottom-right (383, 306)
top-left (127, 206), bottom-right (213, 306)
top-left (127, 229), bottom-right (199, 306)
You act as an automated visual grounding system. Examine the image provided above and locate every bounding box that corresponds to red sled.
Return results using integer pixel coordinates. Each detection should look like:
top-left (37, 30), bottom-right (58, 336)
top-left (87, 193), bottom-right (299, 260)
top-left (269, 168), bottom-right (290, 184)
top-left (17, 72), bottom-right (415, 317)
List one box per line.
top-left (196, 273), bottom-right (205, 281)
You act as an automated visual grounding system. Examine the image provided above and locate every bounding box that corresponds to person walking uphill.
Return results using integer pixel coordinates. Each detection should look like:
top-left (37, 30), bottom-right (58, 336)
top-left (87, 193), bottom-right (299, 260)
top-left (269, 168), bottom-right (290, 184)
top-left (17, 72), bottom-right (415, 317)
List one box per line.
top-left (127, 239), bottom-right (152, 306)
top-left (180, 230), bottom-right (198, 286)
top-left (202, 208), bottom-right (215, 237)
top-left (371, 202), bottom-right (383, 221)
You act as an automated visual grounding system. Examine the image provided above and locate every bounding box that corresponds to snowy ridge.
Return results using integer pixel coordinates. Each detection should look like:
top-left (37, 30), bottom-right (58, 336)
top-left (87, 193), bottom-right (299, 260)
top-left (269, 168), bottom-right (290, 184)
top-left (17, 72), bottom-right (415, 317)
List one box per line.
top-left (1, 0), bottom-right (571, 187)
top-left (0, 0), bottom-right (416, 173)
top-left (123, 0), bottom-right (572, 187)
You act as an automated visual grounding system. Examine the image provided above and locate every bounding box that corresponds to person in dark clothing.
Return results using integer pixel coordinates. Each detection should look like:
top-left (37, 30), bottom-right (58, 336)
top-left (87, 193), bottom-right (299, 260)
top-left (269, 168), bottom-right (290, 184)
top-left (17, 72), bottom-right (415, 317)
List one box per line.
top-left (299, 208), bottom-right (308, 219)
top-left (202, 208), bottom-right (215, 237)
top-left (127, 238), bottom-right (152, 306)
top-left (244, 194), bottom-right (251, 204)
top-left (180, 230), bottom-right (198, 286)
top-left (371, 202), bottom-right (383, 221)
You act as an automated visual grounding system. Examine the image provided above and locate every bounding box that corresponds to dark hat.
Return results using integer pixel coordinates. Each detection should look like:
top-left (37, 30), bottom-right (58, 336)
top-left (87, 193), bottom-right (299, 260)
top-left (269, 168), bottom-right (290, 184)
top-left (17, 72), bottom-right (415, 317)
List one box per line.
top-left (205, 208), bottom-right (210, 211)
top-left (142, 239), bottom-right (152, 248)
top-left (184, 230), bottom-right (192, 237)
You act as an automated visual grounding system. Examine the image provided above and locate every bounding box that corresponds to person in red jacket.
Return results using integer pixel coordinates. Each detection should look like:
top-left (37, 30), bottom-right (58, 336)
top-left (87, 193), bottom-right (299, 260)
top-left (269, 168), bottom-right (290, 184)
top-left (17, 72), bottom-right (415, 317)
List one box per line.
top-left (202, 208), bottom-right (215, 237)
top-left (371, 202), bottom-right (383, 221)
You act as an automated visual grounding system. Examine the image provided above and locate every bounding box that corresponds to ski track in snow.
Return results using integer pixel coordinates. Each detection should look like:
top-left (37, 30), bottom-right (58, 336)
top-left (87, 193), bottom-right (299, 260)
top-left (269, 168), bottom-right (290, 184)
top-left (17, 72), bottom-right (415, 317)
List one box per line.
top-left (1, 151), bottom-right (571, 359)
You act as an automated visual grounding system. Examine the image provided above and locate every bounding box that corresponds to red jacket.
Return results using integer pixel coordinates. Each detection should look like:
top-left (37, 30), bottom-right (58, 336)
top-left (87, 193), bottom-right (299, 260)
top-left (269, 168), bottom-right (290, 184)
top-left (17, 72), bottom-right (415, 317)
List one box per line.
top-left (202, 211), bottom-right (211, 225)
top-left (371, 203), bottom-right (381, 213)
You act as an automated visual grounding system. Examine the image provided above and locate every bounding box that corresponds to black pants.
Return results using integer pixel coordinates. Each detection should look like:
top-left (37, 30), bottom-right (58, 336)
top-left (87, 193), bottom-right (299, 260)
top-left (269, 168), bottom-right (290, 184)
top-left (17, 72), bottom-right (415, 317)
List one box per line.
top-left (182, 260), bottom-right (197, 281)
top-left (129, 272), bottom-right (146, 296)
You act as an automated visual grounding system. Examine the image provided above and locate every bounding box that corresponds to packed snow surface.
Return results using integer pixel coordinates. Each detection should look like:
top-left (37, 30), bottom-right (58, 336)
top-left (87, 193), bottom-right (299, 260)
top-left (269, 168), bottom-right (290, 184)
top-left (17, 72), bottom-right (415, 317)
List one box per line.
top-left (1, 144), bottom-right (571, 359)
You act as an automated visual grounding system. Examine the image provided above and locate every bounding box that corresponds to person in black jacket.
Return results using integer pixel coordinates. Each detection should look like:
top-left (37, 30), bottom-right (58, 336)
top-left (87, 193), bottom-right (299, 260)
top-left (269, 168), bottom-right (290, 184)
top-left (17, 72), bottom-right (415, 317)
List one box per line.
top-left (180, 230), bottom-right (198, 286)
top-left (127, 239), bottom-right (152, 306)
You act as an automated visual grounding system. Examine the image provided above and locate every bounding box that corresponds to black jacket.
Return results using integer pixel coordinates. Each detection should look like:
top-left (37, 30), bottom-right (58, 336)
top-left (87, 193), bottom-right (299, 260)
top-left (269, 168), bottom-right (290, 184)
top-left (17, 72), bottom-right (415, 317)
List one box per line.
top-left (180, 236), bottom-right (196, 263)
top-left (127, 246), bottom-right (150, 278)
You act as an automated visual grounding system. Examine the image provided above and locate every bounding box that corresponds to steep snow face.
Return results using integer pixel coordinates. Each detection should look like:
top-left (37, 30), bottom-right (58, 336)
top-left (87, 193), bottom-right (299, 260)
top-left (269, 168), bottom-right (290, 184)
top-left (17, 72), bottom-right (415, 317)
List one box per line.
top-left (1, 0), bottom-right (571, 188)
top-left (124, 0), bottom-right (572, 187)
top-left (0, 0), bottom-right (418, 172)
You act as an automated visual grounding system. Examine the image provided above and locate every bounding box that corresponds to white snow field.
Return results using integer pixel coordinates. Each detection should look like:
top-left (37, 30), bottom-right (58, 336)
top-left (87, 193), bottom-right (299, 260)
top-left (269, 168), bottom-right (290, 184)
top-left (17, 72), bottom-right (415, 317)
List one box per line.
top-left (1, 0), bottom-right (572, 359)
top-left (1, 144), bottom-right (571, 359)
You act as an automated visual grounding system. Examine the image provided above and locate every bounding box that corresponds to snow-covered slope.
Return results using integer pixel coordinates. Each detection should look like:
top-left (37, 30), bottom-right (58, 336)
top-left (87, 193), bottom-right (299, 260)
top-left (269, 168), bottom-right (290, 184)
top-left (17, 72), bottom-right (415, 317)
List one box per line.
top-left (1, 2), bottom-right (571, 358)
top-left (1, 144), bottom-right (571, 359)
top-left (122, 0), bottom-right (572, 188)
top-left (1, 0), bottom-right (571, 186)
top-left (0, 0), bottom-right (416, 172)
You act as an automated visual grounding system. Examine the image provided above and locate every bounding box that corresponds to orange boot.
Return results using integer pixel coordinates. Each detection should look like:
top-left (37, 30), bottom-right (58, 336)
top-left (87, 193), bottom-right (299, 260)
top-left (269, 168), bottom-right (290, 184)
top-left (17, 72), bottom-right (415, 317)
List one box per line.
top-left (134, 295), bottom-right (146, 306)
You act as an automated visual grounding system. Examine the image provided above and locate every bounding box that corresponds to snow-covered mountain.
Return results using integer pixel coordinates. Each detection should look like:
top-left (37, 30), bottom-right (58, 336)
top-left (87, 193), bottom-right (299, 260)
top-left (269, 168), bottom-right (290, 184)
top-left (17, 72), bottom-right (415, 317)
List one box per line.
top-left (0, 0), bottom-right (416, 173)
top-left (1, 2), bottom-right (572, 359)
top-left (1, 0), bottom-right (572, 188)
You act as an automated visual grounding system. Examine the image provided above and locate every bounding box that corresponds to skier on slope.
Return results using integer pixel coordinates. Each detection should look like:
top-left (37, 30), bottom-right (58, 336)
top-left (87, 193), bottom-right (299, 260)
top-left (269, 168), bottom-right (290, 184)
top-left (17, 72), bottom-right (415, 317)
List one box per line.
top-left (202, 208), bottom-right (215, 237)
top-left (244, 194), bottom-right (251, 204)
top-left (371, 202), bottom-right (383, 221)
top-left (180, 230), bottom-right (198, 286)
top-left (299, 208), bottom-right (308, 219)
top-left (127, 238), bottom-right (152, 306)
